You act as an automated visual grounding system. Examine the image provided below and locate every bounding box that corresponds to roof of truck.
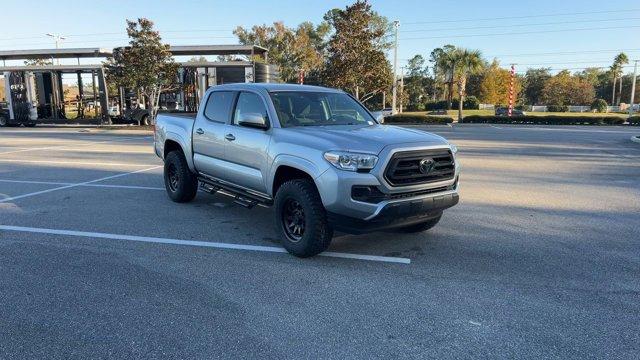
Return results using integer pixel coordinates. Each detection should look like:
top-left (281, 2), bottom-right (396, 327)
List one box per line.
top-left (213, 83), bottom-right (343, 93)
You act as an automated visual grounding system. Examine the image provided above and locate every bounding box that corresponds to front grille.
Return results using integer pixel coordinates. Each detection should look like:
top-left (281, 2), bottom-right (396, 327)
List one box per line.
top-left (384, 149), bottom-right (455, 186)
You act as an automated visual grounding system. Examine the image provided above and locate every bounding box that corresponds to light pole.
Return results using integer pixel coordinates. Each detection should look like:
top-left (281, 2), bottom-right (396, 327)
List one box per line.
top-left (399, 66), bottom-right (405, 113)
top-left (46, 33), bottom-right (66, 65)
top-left (391, 20), bottom-right (400, 115)
top-left (630, 60), bottom-right (638, 116)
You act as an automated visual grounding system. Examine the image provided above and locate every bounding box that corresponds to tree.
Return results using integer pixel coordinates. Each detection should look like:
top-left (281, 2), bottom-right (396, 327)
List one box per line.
top-left (323, 6), bottom-right (393, 50)
top-left (321, 0), bottom-right (392, 102)
top-left (523, 68), bottom-right (551, 105)
top-left (541, 70), bottom-right (595, 106)
top-left (480, 60), bottom-right (521, 105)
top-left (610, 52), bottom-right (629, 105)
top-left (450, 48), bottom-right (483, 121)
top-left (429, 45), bottom-right (456, 107)
top-left (576, 67), bottom-right (609, 100)
top-left (234, 21), bottom-right (329, 83)
top-left (403, 55), bottom-right (430, 110)
top-left (105, 18), bottom-right (178, 124)
top-left (24, 58), bottom-right (53, 66)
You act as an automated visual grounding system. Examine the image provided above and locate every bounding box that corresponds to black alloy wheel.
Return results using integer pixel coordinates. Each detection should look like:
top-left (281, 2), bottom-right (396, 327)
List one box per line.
top-left (282, 198), bottom-right (305, 242)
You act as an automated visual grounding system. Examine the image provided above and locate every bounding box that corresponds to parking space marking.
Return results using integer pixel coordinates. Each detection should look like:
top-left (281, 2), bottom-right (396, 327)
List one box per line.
top-left (0, 159), bottom-right (158, 167)
top-left (0, 179), bottom-right (164, 191)
top-left (51, 148), bottom-right (153, 154)
top-left (0, 136), bottom-right (151, 155)
top-left (0, 166), bottom-right (161, 203)
top-left (0, 225), bottom-right (411, 264)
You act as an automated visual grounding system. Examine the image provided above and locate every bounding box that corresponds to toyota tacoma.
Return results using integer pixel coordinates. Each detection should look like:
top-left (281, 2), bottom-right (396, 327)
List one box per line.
top-left (154, 84), bottom-right (460, 257)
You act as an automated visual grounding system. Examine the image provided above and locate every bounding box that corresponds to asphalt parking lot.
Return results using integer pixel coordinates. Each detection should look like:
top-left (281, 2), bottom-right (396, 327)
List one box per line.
top-left (1, 124), bottom-right (639, 359)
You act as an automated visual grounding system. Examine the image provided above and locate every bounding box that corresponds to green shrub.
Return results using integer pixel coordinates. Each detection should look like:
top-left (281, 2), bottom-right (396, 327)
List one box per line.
top-left (629, 116), bottom-right (640, 125)
top-left (406, 103), bottom-right (425, 112)
top-left (463, 96), bottom-right (480, 110)
top-left (459, 115), bottom-right (625, 125)
top-left (591, 98), bottom-right (608, 113)
top-left (547, 105), bottom-right (569, 112)
top-left (384, 114), bottom-right (454, 124)
top-left (425, 100), bottom-right (449, 111)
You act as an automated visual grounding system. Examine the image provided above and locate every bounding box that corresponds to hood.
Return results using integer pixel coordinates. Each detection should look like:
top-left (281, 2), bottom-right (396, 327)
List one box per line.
top-left (283, 124), bottom-right (448, 154)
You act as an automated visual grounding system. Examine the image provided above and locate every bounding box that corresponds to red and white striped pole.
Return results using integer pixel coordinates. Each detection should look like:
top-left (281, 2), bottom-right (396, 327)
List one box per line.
top-left (298, 70), bottom-right (304, 85)
top-left (508, 64), bottom-right (516, 117)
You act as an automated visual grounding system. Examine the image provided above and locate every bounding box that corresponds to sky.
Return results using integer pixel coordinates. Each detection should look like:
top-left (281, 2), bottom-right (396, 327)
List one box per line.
top-left (0, 0), bottom-right (639, 74)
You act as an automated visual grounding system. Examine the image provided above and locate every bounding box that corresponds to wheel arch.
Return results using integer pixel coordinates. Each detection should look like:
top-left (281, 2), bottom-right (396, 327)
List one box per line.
top-left (270, 155), bottom-right (324, 197)
top-left (161, 131), bottom-right (196, 173)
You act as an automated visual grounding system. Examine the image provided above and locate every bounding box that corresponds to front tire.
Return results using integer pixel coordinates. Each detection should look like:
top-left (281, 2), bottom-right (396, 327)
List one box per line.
top-left (274, 179), bottom-right (333, 257)
top-left (24, 122), bottom-right (37, 127)
top-left (0, 116), bottom-right (7, 127)
top-left (396, 213), bottom-right (442, 233)
top-left (164, 150), bottom-right (198, 203)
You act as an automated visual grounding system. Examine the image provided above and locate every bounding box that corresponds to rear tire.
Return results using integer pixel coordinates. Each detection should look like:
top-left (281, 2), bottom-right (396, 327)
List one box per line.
top-left (164, 150), bottom-right (198, 203)
top-left (140, 115), bottom-right (150, 126)
top-left (24, 122), bottom-right (36, 128)
top-left (274, 179), bottom-right (333, 257)
top-left (396, 213), bottom-right (442, 233)
top-left (0, 116), bottom-right (7, 127)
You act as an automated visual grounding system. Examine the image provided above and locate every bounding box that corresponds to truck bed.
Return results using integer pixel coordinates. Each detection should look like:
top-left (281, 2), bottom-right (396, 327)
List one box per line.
top-left (158, 111), bottom-right (197, 119)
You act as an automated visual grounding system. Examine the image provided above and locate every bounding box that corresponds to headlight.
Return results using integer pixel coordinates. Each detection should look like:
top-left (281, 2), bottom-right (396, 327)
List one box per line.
top-left (324, 151), bottom-right (378, 172)
top-left (449, 143), bottom-right (458, 155)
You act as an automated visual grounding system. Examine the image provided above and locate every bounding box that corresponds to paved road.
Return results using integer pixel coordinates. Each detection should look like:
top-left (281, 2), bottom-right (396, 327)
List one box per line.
top-left (0, 125), bottom-right (639, 359)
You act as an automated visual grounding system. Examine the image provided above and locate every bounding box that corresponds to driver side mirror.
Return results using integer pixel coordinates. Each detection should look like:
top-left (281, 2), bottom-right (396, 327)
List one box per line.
top-left (238, 113), bottom-right (269, 130)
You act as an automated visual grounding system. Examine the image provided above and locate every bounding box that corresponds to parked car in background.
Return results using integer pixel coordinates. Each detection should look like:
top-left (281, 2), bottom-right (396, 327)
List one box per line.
top-left (0, 102), bottom-right (9, 126)
top-left (371, 107), bottom-right (393, 122)
top-left (154, 84), bottom-right (460, 258)
top-left (495, 107), bottom-right (526, 116)
top-left (0, 101), bottom-right (37, 127)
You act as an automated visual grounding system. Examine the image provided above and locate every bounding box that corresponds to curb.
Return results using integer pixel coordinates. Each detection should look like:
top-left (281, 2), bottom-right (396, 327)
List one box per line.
top-left (631, 136), bottom-right (640, 144)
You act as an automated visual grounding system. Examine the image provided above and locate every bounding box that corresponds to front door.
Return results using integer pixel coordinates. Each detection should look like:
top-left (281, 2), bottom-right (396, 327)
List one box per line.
top-left (192, 90), bottom-right (235, 178)
top-left (223, 91), bottom-right (272, 194)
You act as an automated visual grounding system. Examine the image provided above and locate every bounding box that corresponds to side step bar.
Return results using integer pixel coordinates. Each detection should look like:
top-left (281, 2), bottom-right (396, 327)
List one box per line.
top-left (198, 175), bottom-right (273, 208)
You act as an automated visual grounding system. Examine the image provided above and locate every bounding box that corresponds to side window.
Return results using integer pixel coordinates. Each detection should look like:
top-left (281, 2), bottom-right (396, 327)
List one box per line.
top-left (233, 92), bottom-right (268, 125)
top-left (203, 91), bottom-right (235, 123)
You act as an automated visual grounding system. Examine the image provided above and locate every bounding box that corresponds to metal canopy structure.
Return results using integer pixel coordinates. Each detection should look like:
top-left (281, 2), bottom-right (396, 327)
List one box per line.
top-left (1, 63), bottom-right (109, 123)
top-left (169, 45), bottom-right (268, 60)
top-left (0, 64), bottom-right (104, 72)
top-left (0, 48), bottom-right (112, 61)
top-left (0, 44), bottom-right (278, 124)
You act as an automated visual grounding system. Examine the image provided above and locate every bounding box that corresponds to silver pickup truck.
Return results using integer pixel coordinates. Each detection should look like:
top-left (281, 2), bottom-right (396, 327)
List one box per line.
top-left (154, 83), bottom-right (460, 257)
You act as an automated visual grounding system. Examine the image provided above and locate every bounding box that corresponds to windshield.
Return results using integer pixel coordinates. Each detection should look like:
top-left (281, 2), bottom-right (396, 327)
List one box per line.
top-left (270, 91), bottom-right (376, 128)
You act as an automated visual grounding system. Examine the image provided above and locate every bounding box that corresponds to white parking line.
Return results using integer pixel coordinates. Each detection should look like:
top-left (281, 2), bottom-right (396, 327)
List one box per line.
top-left (0, 159), bottom-right (158, 167)
top-left (52, 148), bottom-right (153, 154)
top-left (0, 166), bottom-right (161, 203)
top-left (0, 136), bottom-right (151, 155)
top-left (0, 224), bottom-right (411, 264)
top-left (0, 179), bottom-right (164, 191)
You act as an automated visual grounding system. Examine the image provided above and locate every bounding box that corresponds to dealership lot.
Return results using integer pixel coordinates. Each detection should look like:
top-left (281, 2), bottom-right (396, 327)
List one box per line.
top-left (1, 125), bottom-right (639, 358)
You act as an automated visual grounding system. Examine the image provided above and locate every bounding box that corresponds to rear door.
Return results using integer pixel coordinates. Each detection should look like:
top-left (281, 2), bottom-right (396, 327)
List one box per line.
top-left (223, 91), bottom-right (272, 193)
top-left (192, 90), bottom-right (235, 177)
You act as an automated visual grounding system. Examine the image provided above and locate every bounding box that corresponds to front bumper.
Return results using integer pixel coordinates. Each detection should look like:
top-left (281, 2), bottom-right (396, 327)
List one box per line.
top-left (327, 192), bottom-right (459, 234)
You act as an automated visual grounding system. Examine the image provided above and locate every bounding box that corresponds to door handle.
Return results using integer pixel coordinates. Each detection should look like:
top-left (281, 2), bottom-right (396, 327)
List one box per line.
top-left (225, 134), bottom-right (236, 141)
top-left (195, 128), bottom-right (204, 135)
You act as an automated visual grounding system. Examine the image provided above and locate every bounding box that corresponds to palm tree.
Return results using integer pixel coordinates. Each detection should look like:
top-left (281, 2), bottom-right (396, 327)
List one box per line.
top-left (450, 48), bottom-right (484, 121)
top-left (611, 52), bottom-right (629, 105)
top-left (431, 45), bottom-right (457, 108)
